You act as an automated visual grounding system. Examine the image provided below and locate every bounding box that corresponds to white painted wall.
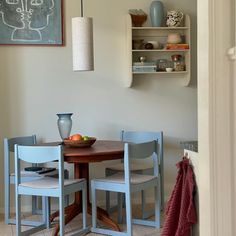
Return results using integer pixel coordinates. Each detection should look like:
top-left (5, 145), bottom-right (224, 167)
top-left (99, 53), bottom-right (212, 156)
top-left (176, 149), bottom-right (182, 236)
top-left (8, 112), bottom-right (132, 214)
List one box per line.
top-left (0, 0), bottom-right (197, 212)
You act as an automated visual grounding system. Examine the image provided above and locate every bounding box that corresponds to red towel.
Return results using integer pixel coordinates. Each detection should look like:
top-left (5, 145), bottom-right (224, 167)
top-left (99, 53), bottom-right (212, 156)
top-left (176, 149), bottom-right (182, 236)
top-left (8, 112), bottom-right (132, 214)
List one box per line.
top-left (161, 159), bottom-right (197, 236)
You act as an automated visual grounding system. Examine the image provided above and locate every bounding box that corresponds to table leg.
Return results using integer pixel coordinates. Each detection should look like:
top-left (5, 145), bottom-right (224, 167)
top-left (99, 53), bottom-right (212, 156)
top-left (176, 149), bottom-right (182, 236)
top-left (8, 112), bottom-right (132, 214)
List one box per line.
top-left (51, 163), bottom-right (120, 235)
top-left (52, 203), bottom-right (80, 236)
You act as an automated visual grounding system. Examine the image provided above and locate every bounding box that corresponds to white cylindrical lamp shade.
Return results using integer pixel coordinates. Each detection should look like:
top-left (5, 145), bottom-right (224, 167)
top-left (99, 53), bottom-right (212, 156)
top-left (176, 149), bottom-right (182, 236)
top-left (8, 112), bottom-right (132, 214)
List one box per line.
top-left (72, 17), bottom-right (94, 71)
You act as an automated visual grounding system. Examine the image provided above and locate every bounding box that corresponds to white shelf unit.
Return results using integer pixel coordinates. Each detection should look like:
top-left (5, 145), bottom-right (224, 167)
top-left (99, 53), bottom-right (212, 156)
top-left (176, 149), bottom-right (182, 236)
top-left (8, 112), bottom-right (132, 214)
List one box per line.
top-left (124, 14), bottom-right (191, 88)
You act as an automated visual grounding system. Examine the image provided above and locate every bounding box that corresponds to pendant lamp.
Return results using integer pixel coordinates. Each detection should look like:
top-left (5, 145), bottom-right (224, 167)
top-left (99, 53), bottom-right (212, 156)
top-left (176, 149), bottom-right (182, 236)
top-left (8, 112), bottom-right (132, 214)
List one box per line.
top-left (72, 0), bottom-right (94, 71)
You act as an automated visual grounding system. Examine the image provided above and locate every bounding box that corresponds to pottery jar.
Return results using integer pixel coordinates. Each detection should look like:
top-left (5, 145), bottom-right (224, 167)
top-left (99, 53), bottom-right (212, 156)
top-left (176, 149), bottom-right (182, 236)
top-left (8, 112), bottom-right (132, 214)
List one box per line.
top-left (166, 10), bottom-right (184, 27)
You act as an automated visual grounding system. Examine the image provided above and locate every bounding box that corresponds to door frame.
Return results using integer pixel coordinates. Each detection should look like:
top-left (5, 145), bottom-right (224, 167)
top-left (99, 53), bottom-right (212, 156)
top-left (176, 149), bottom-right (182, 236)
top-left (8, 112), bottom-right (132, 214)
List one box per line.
top-left (198, 0), bottom-right (235, 235)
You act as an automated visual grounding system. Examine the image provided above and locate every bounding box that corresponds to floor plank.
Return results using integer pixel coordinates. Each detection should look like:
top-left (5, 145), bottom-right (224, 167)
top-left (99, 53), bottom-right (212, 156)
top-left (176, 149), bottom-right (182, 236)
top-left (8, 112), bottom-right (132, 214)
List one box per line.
top-left (0, 204), bottom-right (162, 236)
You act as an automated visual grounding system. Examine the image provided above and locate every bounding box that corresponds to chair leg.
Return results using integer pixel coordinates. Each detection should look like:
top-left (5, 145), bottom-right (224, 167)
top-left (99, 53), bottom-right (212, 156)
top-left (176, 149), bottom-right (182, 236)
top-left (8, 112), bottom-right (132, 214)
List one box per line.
top-left (125, 191), bottom-right (132, 236)
top-left (32, 196), bottom-right (46, 215)
top-left (141, 190), bottom-right (146, 219)
top-left (42, 197), bottom-right (46, 224)
top-left (59, 195), bottom-right (65, 236)
top-left (82, 183), bottom-right (87, 230)
top-left (5, 180), bottom-right (10, 225)
top-left (47, 197), bottom-right (51, 228)
top-left (91, 182), bottom-right (97, 229)
top-left (155, 183), bottom-right (161, 228)
top-left (117, 192), bottom-right (123, 223)
top-left (16, 194), bottom-right (21, 236)
top-left (42, 197), bottom-right (50, 229)
top-left (160, 168), bottom-right (164, 211)
top-left (65, 195), bottom-right (69, 207)
top-left (105, 191), bottom-right (110, 213)
top-left (122, 193), bottom-right (126, 208)
top-left (32, 196), bottom-right (37, 215)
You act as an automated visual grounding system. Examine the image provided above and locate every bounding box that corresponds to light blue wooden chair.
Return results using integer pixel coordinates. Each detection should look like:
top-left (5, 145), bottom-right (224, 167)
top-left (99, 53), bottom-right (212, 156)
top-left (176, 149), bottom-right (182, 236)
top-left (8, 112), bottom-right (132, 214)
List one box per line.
top-left (14, 144), bottom-right (88, 236)
top-left (4, 135), bottom-right (46, 226)
top-left (4, 135), bottom-right (69, 226)
top-left (105, 131), bottom-right (164, 219)
top-left (91, 141), bottom-right (161, 236)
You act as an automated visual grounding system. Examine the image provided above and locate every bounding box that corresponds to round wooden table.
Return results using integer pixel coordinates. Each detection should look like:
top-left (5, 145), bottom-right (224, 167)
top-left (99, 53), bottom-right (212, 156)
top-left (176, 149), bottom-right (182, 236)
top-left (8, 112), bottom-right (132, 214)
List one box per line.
top-left (50, 140), bottom-right (124, 235)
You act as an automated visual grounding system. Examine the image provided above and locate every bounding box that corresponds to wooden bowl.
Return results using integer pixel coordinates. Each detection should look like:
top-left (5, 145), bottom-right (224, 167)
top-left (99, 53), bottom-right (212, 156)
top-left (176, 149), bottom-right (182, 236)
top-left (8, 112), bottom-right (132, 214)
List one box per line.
top-left (130, 14), bottom-right (147, 27)
top-left (63, 137), bottom-right (96, 148)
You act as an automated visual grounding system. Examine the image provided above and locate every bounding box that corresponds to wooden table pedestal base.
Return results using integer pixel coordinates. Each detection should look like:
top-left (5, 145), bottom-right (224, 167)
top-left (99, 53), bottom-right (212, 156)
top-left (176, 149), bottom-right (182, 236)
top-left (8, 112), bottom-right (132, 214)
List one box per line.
top-left (50, 202), bottom-right (121, 236)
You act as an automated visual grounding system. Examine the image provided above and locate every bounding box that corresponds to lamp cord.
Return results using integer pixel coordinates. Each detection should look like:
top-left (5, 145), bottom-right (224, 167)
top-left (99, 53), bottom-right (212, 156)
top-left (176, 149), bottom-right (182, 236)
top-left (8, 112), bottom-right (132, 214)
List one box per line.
top-left (81, 0), bottom-right (84, 17)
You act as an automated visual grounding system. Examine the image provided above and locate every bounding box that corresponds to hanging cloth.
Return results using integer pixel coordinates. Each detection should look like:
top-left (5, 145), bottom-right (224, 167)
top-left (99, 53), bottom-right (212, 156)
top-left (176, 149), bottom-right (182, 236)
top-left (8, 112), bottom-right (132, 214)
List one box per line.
top-left (161, 158), bottom-right (197, 236)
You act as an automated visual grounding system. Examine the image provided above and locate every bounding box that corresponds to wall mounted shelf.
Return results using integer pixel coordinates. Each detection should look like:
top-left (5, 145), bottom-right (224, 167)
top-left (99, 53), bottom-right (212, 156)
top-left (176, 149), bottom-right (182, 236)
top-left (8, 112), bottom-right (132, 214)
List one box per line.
top-left (124, 14), bottom-right (191, 87)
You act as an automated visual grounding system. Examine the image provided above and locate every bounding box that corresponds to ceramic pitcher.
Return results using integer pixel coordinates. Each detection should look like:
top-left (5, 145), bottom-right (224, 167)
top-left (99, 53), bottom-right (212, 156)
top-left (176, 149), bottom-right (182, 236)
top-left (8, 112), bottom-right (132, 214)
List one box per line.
top-left (166, 10), bottom-right (184, 27)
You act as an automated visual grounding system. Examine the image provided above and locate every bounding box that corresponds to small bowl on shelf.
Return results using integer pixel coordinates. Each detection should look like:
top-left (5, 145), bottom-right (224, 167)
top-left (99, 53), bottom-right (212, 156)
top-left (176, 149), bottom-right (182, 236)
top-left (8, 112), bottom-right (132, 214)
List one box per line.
top-left (63, 137), bottom-right (96, 148)
top-left (144, 43), bottom-right (154, 49)
top-left (166, 68), bottom-right (174, 72)
top-left (146, 40), bottom-right (159, 49)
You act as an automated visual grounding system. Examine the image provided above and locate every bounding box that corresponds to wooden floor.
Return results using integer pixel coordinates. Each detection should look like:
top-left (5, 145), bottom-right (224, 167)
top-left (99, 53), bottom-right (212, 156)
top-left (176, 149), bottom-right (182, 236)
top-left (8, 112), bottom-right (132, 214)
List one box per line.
top-left (0, 205), bottom-right (162, 236)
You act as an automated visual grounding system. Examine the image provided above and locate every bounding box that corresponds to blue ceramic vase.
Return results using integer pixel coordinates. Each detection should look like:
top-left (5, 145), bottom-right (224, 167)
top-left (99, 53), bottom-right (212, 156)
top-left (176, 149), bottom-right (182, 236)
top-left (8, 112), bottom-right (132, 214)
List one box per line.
top-left (57, 113), bottom-right (73, 140)
top-left (150, 1), bottom-right (164, 27)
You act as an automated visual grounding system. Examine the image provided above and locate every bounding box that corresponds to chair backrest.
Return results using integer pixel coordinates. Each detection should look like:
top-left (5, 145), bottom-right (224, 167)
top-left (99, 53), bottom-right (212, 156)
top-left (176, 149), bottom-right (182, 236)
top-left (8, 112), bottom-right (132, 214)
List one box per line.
top-left (4, 135), bottom-right (37, 153)
top-left (14, 145), bottom-right (64, 186)
top-left (121, 131), bottom-right (164, 206)
top-left (127, 141), bottom-right (157, 160)
top-left (121, 130), bottom-right (163, 165)
top-left (16, 145), bottom-right (62, 164)
top-left (4, 135), bottom-right (37, 179)
top-left (124, 140), bottom-right (158, 186)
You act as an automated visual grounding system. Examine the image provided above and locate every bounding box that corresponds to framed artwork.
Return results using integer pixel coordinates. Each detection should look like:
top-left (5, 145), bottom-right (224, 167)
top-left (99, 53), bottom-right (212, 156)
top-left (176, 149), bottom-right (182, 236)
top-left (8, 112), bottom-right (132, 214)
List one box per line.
top-left (0, 0), bottom-right (64, 45)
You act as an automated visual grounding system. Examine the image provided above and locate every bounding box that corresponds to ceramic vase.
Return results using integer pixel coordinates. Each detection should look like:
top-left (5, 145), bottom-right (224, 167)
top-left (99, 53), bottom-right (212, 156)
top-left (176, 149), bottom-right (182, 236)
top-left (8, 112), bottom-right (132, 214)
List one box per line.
top-left (150, 1), bottom-right (164, 27)
top-left (57, 113), bottom-right (73, 140)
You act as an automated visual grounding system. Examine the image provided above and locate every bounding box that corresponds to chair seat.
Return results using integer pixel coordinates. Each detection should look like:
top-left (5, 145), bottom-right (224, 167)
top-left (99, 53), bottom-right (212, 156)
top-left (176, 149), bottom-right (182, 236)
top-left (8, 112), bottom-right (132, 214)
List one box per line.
top-left (19, 177), bottom-right (84, 189)
top-left (95, 173), bottom-right (157, 185)
top-left (11, 169), bottom-right (59, 178)
top-left (106, 162), bottom-right (152, 172)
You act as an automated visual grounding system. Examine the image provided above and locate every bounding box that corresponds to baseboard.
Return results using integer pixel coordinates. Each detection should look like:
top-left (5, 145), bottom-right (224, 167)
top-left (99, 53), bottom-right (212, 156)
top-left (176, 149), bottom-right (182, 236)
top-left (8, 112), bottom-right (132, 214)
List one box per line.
top-left (0, 192), bottom-right (170, 214)
top-left (0, 205), bottom-right (32, 214)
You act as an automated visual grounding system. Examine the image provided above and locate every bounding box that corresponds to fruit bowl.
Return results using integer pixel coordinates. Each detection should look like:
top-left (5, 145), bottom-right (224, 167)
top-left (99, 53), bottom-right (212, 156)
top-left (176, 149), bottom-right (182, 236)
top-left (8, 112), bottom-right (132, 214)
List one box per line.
top-left (63, 137), bottom-right (96, 148)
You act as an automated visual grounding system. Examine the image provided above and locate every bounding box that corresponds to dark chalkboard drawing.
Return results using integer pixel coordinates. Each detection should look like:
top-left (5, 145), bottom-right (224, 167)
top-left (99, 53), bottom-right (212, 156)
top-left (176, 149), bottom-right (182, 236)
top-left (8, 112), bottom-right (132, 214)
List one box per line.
top-left (0, 0), bottom-right (63, 45)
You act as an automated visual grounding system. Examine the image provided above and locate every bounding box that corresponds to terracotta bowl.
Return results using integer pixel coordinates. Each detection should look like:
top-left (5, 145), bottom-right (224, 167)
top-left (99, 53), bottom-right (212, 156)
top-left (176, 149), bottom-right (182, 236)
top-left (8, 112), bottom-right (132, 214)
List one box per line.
top-left (63, 137), bottom-right (96, 148)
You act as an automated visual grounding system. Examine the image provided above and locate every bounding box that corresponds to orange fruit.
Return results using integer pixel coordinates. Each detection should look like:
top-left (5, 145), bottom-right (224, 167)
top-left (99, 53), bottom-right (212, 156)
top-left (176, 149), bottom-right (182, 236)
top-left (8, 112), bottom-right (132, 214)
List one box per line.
top-left (71, 134), bottom-right (83, 141)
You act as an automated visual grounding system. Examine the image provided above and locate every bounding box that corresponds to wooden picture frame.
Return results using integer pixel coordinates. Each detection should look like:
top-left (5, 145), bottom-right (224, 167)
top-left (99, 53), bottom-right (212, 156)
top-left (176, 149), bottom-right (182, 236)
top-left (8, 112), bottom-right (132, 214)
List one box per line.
top-left (0, 0), bottom-right (64, 46)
